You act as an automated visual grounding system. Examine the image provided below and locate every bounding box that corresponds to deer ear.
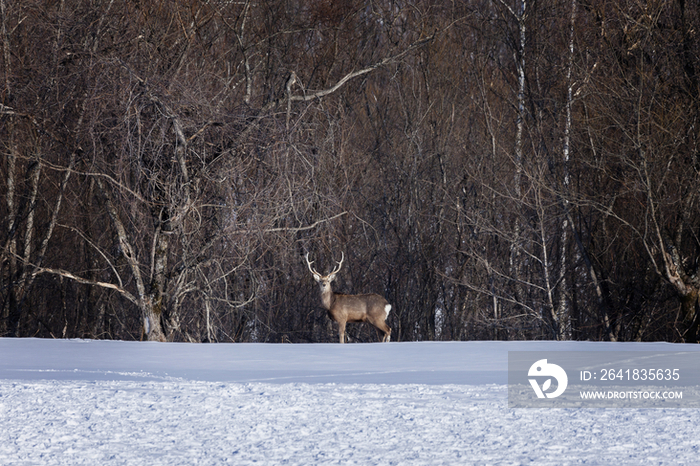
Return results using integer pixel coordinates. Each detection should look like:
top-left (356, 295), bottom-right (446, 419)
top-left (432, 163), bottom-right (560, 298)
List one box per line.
top-left (312, 273), bottom-right (322, 282)
top-left (328, 273), bottom-right (337, 282)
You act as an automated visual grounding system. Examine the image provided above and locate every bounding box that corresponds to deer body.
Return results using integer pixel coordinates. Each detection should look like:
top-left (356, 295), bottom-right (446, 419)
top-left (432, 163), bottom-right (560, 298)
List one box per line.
top-left (306, 253), bottom-right (392, 343)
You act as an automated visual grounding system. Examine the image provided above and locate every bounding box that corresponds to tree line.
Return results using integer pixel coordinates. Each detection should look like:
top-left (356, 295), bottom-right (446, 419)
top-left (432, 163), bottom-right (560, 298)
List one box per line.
top-left (1, 0), bottom-right (700, 343)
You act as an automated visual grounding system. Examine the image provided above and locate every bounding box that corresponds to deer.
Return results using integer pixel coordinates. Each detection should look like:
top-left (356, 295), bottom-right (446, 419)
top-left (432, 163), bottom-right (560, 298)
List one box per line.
top-left (305, 252), bottom-right (392, 343)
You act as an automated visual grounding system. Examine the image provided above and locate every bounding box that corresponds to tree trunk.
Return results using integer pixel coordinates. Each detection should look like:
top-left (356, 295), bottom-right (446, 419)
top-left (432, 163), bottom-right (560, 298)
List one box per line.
top-left (97, 178), bottom-right (167, 341)
top-left (679, 289), bottom-right (700, 343)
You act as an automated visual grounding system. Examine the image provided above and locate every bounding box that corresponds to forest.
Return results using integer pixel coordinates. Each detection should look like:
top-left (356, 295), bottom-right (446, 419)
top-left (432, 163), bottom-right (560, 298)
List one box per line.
top-left (1, 0), bottom-right (700, 343)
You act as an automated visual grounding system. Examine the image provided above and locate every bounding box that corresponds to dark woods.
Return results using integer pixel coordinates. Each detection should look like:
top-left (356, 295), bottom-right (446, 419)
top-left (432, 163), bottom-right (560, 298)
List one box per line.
top-left (1, 0), bottom-right (700, 343)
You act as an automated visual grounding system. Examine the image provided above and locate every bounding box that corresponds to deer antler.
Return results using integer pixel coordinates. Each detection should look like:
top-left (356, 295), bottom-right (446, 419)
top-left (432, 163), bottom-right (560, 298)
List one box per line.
top-left (306, 251), bottom-right (344, 278)
top-left (329, 252), bottom-right (344, 277)
top-left (305, 252), bottom-right (320, 276)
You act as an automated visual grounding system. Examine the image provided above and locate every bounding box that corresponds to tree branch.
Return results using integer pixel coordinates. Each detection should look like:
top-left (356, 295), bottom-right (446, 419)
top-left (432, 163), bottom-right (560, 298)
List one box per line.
top-left (30, 266), bottom-right (138, 305)
top-left (289, 33), bottom-right (436, 102)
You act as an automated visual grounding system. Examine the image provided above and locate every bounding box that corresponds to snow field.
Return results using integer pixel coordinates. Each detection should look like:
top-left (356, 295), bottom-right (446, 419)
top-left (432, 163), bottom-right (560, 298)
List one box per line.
top-left (2, 379), bottom-right (699, 465)
top-left (1, 339), bottom-right (700, 464)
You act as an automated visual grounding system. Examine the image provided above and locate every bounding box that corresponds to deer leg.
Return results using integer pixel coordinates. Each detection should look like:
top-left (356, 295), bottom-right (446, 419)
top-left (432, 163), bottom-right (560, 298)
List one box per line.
top-left (338, 321), bottom-right (346, 344)
top-left (371, 319), bottom-right (392, 343)
top-left (382, 326), bottom-right (392, 342)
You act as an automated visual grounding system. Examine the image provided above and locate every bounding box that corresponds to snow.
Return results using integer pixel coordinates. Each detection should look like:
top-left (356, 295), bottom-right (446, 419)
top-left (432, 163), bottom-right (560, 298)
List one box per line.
top-left (1, 338), bottom-right (699, 465)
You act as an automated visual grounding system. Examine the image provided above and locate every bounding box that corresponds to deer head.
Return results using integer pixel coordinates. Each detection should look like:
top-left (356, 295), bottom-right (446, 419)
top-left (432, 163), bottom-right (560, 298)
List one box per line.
top-left (306, 252), bottom-right (343, 302)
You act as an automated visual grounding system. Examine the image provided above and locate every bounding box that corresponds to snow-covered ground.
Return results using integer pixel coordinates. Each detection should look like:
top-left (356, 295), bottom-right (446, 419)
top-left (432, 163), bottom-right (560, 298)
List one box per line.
top-left (1, 338), bottom-right (699, 465)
